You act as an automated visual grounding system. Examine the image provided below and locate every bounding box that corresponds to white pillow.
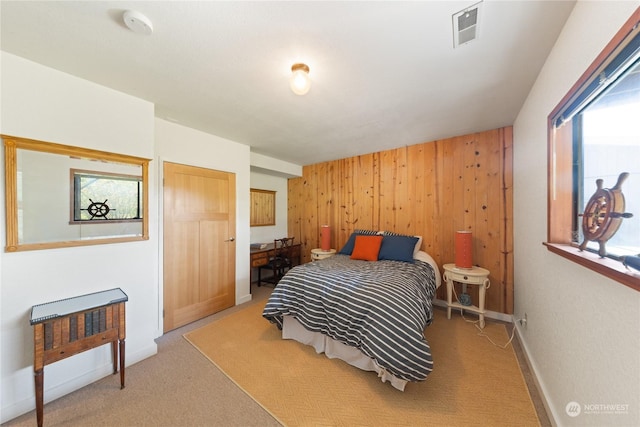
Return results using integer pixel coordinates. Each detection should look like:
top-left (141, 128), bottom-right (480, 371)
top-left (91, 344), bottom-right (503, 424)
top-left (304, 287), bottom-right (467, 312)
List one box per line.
top-left (413, 236), bottom-right (423, 256)
top-left (414, 250), bottom-right (441, 289)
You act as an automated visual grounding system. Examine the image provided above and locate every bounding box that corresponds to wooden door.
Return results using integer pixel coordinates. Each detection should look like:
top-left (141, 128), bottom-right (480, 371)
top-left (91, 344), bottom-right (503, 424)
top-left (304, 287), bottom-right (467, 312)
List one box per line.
top-left (163, 162), bottom-right (236, 332)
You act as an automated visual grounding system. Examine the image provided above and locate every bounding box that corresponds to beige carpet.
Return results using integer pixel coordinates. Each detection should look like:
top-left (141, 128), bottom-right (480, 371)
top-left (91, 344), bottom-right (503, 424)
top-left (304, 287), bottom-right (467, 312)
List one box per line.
top-left (184, 302), bottom-right (540, 427)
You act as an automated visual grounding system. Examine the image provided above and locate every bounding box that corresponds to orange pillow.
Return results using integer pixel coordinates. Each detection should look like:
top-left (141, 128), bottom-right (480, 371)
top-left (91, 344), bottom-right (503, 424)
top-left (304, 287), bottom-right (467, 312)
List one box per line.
top-left (350, 235), bottom-right (383, 261)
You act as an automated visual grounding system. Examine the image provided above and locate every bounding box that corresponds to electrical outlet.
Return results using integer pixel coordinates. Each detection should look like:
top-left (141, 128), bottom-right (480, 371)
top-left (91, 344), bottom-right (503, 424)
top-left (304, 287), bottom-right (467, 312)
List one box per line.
top-left (519, 312), bottom-right (528, 328)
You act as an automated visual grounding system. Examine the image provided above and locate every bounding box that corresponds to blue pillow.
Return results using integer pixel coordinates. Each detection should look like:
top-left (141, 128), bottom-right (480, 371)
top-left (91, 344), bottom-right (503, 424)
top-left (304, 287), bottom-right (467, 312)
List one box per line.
top-left (378, 235), bottom-right (419, 263)
top-left (338, 230), bottom-right (379, 255)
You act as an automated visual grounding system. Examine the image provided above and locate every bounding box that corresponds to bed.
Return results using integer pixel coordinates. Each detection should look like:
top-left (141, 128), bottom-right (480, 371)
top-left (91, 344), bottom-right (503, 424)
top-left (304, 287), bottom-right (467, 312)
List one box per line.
top-left (262, 231), bottom-right (441, 391)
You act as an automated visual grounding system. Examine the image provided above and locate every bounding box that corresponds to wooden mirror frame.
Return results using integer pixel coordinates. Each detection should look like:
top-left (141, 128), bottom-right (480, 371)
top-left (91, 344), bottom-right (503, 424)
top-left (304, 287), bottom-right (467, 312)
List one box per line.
top-left (3, 135), bottom-right (151, 252)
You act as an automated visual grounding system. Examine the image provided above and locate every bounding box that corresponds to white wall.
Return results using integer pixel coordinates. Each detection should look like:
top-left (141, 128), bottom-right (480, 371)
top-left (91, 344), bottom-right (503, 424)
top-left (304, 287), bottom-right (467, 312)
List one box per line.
top-left (0, 50), bottom-right (296, 423)
top-left (249, 151), bottom-right (301, 249)
top-left (512, 2), bottom-right (640, 426)
top-left (154, 118), bottom-right (253, 306)
top-left (249, 170), bottom-right (290, 244)
top-left (0, 52), bottom-right (159, 422)
top-left (251, 152), bottom-right (302, 179)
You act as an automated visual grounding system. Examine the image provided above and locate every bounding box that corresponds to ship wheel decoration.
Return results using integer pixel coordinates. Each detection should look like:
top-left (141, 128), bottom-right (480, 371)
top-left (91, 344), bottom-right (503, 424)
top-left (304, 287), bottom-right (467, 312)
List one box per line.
top-left (578, 172), bottom-right (633, 257)
top-left (82, 198), bottom-right (115, 220)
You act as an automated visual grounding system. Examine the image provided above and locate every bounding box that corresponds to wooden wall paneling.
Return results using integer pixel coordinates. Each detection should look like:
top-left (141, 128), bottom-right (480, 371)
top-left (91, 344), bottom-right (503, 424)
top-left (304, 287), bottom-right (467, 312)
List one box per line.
top-left (288, 175), bottom-right (303, 256)
top-left (461, 133), bottom-right (483, 306)
top-left (305, 164), bottom-right (320, 262)
top-left (437, 139), bottom-right (451, 263)
top-left (373, 152), bottom-right (380, 228)
top-left (287, 127), bottom-right (513, 314)
top-left (353, 154), bottom-right (378, 232)
top-left (421, 142), bottom-right (439, 258)
top-left (336, 158), bottom-right (352, 248)
top-left (291, 165), bottom-right (309, 263)
top-left (502, 127), bottom-right (514, 314)
top-left (475, 129), bottom-right (502, 312)
top-left (396, 146), bottom-right (411, 234)
top-left (339, 157), bottom-right (355, 246)
top-left (435, 138), bottom-right (454, 300)
top-left (461, 135), bottom-right (477, 233)
top-left (379, 149), bottom-right (394, 232)
top-left (466, 133), bottom-right (484, 308)
top-left (330, 161), bottom-right (342, 252)
top-left (326, 160), bottom-right (339, 251)
top-left (407, 144), bottom-right (426, 242)
top-left (450, 135), bottom-right (469, 256)
top-left (372, 153), bottom-right (381, 231)
top-left (316, 161), bottom-right (332, 250)
top-left (378, 148), bottom-right (400, 232)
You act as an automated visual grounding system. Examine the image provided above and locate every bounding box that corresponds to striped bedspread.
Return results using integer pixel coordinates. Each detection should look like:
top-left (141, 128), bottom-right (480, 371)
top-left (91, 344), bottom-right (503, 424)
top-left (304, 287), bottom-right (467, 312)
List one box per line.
top-left (262, 254), bottom-right (438, 383)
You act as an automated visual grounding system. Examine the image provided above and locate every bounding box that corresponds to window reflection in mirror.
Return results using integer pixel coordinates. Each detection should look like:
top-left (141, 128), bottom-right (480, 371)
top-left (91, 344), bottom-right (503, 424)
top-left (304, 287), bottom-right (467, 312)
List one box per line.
top-left (70, 169), bottom-right (143, 223)
top-left (3, 135), bottom-right (150, 252)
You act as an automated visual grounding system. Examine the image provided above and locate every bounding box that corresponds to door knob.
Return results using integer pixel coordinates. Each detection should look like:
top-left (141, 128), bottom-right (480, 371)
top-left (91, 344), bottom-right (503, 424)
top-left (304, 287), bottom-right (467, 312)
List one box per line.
top-left (225, 237), bottom-right (235, 242)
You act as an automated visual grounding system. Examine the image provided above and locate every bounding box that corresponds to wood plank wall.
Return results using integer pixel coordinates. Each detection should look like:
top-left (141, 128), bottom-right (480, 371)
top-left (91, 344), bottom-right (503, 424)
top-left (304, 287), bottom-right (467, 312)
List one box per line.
top-left (287, 127), bottom-right (513, 314)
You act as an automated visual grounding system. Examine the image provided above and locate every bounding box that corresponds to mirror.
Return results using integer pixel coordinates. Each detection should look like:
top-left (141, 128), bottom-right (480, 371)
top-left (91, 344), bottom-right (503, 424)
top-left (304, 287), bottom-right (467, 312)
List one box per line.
top-left (250, 188), bottom-right (276, 226)
top-left (3, 135), bottom-right (150, 252)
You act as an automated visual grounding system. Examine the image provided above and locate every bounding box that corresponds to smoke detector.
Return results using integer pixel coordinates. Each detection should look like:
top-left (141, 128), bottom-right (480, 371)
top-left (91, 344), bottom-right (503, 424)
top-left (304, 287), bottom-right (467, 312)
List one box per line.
top-left (123, 10), bottom-right (153, 35)
top-left (453, 1), bottom-right (482, 48)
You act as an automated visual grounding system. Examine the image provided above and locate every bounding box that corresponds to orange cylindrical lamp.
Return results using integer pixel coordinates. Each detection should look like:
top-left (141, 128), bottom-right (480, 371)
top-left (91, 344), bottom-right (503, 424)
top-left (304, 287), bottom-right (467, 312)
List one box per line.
top-left (321, 225), bottom-right (331, 251)
top-left (455, 230), bottom-right (473, 269)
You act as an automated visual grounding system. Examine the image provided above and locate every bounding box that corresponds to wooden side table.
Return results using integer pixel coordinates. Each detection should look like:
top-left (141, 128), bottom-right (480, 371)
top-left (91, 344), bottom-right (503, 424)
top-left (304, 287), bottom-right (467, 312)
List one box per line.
top-left (311, 248), bottom-right (336, 261)
top-left (443, 263), bottom-right (490, 328)
top-left (30, 288), bottom-right (128, 427)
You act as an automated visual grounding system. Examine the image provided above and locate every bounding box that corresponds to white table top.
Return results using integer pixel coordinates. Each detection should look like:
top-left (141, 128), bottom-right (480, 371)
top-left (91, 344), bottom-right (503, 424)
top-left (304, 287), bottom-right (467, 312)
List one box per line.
top-left (30, 288), bottom-right (128, 324)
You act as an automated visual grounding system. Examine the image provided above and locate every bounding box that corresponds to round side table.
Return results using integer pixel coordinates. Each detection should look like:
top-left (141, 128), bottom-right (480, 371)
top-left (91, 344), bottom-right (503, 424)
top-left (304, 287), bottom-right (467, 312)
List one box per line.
top-left (311, 248), bottom-right (336, 261)
top-left (443, 263), bottom-right (491, 328)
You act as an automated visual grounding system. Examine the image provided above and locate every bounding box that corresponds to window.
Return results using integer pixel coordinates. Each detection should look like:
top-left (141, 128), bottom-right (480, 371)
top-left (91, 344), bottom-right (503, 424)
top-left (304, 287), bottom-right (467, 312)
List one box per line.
top-left (547, 11), bottom-right (640, 291)
top-left (577, 62), bottom-right (639, 258)
top-left (71, 169), bottom-right (143, 223)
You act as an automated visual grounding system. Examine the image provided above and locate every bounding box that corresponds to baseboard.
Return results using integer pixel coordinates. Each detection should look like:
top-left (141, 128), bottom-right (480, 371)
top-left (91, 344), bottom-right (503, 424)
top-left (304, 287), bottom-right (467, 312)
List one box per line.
top-left (432, 298), bottom-right (513, 323)
top-left (237, 293), bottom-right (252, 305)
top-left (514, 322), bottom-right (559, 427)
top-left (0, 343), bottom-right (157, 424)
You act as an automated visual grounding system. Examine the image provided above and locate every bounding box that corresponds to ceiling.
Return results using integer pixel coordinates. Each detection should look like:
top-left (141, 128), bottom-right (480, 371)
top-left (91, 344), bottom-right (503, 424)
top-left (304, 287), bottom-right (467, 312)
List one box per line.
top-left (0, 1), bottom-right (576, 166)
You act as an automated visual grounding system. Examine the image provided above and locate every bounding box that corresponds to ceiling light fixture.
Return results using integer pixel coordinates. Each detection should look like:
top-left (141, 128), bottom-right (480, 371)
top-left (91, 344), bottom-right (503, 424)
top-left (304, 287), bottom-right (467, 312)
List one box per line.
top-left (290, 63), bottom-right (311, 95)
top-left (123, 10), bottom-right (153, 35)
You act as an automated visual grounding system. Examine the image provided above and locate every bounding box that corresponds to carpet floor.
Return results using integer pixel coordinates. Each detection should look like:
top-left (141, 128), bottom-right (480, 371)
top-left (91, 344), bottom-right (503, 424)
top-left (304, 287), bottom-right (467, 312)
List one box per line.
top-left (184, 300), bottom-right (540, 427)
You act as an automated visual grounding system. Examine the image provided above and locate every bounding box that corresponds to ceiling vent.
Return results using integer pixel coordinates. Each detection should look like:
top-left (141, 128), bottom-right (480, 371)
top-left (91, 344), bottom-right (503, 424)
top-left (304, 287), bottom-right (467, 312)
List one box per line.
top-left (453, 1), bottom-right (482, 48)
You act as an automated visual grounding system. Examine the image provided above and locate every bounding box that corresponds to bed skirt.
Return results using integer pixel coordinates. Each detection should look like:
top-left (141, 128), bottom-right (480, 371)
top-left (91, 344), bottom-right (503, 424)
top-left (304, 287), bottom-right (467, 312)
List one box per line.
top-left (282, 315), bottom-right (408, 391)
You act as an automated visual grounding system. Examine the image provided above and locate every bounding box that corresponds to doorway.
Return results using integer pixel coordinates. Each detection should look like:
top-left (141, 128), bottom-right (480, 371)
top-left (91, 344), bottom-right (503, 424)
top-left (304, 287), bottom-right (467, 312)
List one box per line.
top-left (163, 162), bottom-right (236, 332)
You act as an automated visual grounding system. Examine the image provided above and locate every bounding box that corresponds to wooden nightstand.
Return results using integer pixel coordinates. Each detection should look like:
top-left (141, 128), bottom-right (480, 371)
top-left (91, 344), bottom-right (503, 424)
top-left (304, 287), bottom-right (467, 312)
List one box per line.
top-left (443, 263), bottom-right (491, 328)
top-left (311, 248), bottom-right (336, 261)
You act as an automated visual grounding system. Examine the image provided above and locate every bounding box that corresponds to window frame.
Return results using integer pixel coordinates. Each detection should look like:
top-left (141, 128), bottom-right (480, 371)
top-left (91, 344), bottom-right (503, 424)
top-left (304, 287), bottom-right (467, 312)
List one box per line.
top-left (546, 9), bottom-right (640, 292)
top-left (70, 168), bottom-right (143, 224)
